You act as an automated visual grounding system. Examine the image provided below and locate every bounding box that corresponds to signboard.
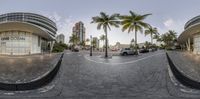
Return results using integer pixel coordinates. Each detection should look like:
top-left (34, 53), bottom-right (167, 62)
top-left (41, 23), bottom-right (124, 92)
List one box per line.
top-left (1, 36), bottom-right (25, 41)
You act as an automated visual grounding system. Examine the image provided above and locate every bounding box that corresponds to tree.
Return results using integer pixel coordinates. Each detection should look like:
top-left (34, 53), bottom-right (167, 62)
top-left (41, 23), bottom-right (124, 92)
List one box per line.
top-left (120, 11), bottom-right (151, 53)
top-left (92, 39), bottom-right (97, 49)
top-left (91, 12), bottom-right (120, 57)
top-left (168, 30), bottom-right (177, 40)
top-left (52, 42), bottom-right (68, 52)
top-left (144, 41), bottom-right (151, 49)
top-left (131, 38), bottom-right (135, 45)
top-left (69, 34), bottom-right (79, 46)
top-left (153, 33), bottom-right (161, 42)
top-left (80, 41), bottom-right (85, 47)
top-left (145, 26), bottom-right (158, 44)
top-left (160, 30), bottom-right (177, 48)
top-left (100, 34), bottom-right (106, 51)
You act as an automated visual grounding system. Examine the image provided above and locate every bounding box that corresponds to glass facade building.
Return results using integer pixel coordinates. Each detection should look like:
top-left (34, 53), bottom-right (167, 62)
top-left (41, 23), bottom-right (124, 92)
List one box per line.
top-left (0, 12), bottom-right (57, 55)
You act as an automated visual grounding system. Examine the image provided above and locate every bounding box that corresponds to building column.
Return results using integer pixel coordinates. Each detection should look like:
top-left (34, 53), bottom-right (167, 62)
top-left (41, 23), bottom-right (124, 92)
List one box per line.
top-left (49, 41), bottom-right (55, 52)
top-left (186, 38), bottom-right (191, 52)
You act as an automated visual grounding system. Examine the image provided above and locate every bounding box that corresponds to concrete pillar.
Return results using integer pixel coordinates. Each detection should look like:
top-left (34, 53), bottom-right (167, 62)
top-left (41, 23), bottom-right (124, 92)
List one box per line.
top-left (186, 42), bottom-right (188, 51)
top-left (50, 41), bottom-right (55, 52)
top-left (189, 38), bottom-right (191, 52)
top-left (186, 38), bottom-right (191, 52)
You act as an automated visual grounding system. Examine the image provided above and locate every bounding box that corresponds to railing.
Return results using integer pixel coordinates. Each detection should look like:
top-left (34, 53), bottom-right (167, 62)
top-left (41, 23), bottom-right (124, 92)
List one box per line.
top-left (0, 53), bottom-right (64, 91)
top-left (166, 52), bottom-right (200, 89)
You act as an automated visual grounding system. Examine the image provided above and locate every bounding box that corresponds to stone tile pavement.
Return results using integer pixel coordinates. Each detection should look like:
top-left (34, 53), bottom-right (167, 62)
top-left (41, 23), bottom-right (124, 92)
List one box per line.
top-left (0, 53), bottom-right (62, 84)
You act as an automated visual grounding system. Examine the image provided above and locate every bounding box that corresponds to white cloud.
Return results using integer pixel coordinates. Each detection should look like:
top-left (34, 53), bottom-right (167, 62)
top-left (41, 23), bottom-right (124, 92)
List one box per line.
top-left (49, 12), bottom-right (61, 23)
top-left (162, 18), bottom-right (184, 35)
top-left (164, 19), bottom-right (174, 28)
top-left (42, 12), bottom-right (75, 44)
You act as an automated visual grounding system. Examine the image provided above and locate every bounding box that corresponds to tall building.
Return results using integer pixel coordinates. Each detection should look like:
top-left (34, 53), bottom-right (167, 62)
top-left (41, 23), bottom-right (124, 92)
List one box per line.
top-left (56, 34), bottom-right (65, 43)
top-left (72, 21), bottom-right (86, 45)
top-left (0, 12), bottom-right (57, 55)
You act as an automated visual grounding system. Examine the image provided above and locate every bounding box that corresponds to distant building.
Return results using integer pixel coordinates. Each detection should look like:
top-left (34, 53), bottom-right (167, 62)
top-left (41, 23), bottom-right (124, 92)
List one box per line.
top-left (111, 42), bottom-right (145, 50)
top-left (72, 21), bottom-right (86, 45)
top-left (92, 37), bottom-right (100, 49)
top-left (138, 43), bottom-right (145, 48)
top-left (112, 42), bottom-right (130, 50)
top-left (56, 34), bottom-right (65, 43)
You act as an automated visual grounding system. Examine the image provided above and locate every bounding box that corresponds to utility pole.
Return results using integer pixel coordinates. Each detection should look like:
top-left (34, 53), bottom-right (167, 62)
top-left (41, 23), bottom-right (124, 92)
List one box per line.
top-left (90, 35), bottom-right (92, 56)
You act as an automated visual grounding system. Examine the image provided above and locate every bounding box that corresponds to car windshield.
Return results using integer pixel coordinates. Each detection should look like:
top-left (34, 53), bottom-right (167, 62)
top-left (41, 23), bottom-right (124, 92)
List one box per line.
top-left (0, 1), bottom-right (198, 99)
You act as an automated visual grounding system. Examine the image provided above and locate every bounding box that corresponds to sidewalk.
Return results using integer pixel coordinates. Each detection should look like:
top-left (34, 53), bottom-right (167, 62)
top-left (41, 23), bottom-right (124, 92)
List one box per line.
top-left (167, 51), bottom-right (200, 82)
top-left (0, 53), bottom-right (61, 84)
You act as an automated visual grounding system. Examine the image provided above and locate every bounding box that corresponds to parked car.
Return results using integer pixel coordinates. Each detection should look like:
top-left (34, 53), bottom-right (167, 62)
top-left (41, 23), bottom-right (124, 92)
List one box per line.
top-left (71, 48), bottom-right (79, 52)
top-left (139, 48), bottom-right (149, 53)
top-left (111, 48), bottom-right (118, 51)
top-left (71, 46), bottom-right (79, 52)
top-left (120, 48), bottom-right (137, 56)
top-left (148, 48), bottom-right (153, 52)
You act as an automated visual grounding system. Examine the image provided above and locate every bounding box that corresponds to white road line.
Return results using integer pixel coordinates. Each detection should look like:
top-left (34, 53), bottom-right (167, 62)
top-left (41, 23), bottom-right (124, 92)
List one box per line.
top-left (84, 52), bottom-right (164, 65)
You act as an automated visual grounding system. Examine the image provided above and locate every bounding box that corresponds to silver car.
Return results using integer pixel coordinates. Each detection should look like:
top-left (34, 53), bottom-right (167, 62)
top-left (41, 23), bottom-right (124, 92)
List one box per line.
top-left (120, 48), bottom-right (137, 56)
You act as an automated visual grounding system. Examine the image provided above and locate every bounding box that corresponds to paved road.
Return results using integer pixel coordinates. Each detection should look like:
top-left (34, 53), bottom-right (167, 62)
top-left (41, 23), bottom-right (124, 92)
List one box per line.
top-left (1, 50), bottom-right (200, 99)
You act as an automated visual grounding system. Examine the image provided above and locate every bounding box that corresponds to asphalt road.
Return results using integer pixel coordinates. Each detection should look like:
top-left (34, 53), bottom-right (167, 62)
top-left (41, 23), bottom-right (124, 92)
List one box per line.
top-left (1, 50), bottom-right (200, 99)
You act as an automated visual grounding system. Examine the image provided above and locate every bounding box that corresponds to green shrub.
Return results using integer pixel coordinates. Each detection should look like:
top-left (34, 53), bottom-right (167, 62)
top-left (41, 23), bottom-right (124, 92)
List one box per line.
top-left (52, 42), bottom-right (68, 52)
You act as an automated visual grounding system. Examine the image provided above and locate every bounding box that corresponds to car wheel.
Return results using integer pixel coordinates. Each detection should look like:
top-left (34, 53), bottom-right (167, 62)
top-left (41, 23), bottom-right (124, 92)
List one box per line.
top-left (123, 52), bottom-right (128, 56)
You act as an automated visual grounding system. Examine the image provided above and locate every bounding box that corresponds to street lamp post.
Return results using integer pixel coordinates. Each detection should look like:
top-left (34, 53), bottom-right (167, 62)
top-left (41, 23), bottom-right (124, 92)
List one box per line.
top-left (90, 35), bottom-right (93, 56)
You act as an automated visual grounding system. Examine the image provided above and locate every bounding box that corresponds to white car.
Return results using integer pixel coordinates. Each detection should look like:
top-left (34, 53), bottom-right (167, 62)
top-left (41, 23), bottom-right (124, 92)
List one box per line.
top-left (120, 48), bottom-right (137, 56)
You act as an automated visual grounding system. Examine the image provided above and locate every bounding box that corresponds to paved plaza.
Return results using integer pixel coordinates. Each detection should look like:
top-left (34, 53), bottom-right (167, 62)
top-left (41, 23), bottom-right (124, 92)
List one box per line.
top-left (168, 51), bottom-right (200, 82)
top-left (0, 53), bottom-right (61, 83)
top-left (0, 50), bottom-right (199, 98)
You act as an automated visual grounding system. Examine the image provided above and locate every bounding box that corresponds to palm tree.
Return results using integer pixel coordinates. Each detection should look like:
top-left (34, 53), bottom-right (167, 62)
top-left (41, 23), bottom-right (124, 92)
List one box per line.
top-left (80, 41), bottom-right (85, 47)
top-left (145, 26), bottom-right (158, 44)
top-left (160, 33), bottom-right (169, 46)
top-left (120, 11), bottom-right (151, 52)
top-left (160, 30), bottom-right (177, 47)
top-left (144, 41), bottom-right (151, 49)
top-left (69, 34), bottom-right (79, 46)
top-left (100, 34), bottom-right (106, 51)
top-left (91, 12), bottom-right (120, 57)
top-left (131, 38), bottom-right (135, 44)
top-left (153, 33), bottom-right (161, 42)
top-left (168, 30), bottom-right (177, 40)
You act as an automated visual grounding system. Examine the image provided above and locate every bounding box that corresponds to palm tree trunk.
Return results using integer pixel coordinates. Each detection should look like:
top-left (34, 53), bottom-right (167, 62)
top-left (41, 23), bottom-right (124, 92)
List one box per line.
top-left (103, 40), bottom-right (104, 52)
top-left (105, 28), bottom-right (108, 58)
top-left (151, 33), bottom-right (153, 44)
top-left (135, 30), bottom-right (137, 47)
top-left (135, 29), bottom-right (138, 55)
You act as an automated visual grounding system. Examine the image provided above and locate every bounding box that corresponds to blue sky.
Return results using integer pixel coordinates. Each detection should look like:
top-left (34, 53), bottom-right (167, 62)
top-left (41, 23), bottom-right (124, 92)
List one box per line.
top-left (0, 0), bottom-right (200, 45)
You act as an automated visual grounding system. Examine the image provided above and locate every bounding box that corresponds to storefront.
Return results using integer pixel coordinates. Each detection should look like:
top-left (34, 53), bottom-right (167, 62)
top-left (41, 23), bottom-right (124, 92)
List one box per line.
top-left (0, 12), bottom-right (57, 55)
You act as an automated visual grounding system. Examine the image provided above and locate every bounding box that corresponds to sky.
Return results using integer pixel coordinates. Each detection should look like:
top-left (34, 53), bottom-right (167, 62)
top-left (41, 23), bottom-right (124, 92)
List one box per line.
top-left (0, 0), bottom-right (200, 45)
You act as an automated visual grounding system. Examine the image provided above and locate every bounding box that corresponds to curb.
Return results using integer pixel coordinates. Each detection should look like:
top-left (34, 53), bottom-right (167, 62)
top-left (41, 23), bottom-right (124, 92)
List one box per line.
top-left (0, 53), bottom-right (64, 91)
top-left (166, 52), bottom-right (200, 89)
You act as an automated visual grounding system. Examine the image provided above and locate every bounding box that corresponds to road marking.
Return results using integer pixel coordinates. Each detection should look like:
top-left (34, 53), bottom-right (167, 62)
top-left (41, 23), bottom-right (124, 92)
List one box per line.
top-left (84, 52), bottom-right (164, 65)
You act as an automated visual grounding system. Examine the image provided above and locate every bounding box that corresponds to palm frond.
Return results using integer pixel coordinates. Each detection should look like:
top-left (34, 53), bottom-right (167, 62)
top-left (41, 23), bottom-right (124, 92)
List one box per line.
top-left (122, 23), bottom-right (131, 32)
